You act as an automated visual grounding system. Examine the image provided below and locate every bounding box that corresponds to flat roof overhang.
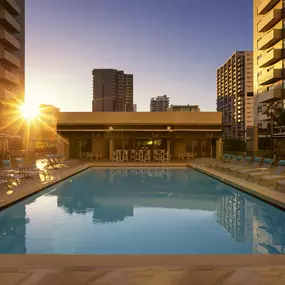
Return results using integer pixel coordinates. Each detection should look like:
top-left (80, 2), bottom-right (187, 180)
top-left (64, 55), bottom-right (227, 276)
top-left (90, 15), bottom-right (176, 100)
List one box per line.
top-left (57, 129), bottom-right (222, 132)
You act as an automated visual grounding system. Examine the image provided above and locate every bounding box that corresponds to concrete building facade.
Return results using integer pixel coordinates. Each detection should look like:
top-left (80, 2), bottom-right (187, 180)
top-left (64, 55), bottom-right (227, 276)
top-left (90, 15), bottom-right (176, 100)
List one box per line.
top-left (0, 0), bottom-right (25, 133)
top-left (168, 105), bottom-right (200, 112)
top-left (150, 95), bottom-right (169, 112)
top-left (92, 69), bottom-right (133, 112)
top-left (217, 51), bottom-right (254, 140)
top-left (253, 0), bottom-right (285, 133)
top-left (56, 112), bottom-right (222, 160)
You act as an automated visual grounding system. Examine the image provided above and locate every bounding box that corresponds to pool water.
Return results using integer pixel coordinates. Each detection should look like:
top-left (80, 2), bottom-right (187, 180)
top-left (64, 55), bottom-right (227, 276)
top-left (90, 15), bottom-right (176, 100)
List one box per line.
top-left (0, 168), bottom-right (285, 254)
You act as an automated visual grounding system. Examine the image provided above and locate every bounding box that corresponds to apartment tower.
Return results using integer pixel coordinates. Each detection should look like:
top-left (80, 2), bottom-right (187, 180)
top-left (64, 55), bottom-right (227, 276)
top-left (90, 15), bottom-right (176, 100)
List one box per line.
top-left (253, 0), bottom-right (285, 132)
top-left (217, 51), bottom-right (254, 140)
top-left (150, 95), bottom-right (170, 112)
top-left (92, 69), bottom-right (134, 112)
top-left (0, 0), bottom-right (25, 132)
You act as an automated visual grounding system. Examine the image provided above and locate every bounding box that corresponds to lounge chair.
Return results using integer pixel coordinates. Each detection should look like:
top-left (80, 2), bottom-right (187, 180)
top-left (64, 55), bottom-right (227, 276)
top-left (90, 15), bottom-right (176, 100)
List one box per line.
top-left (225, 156), bottom-right (253, 173)
top-left (46, 155), bottom-right (70, 169)
top-left (243, 158), bottom-right (274, 180)
top-left (53, 155), bottom-right (71, 168)
top-left (276, 179), bottom-right (285, 190)
top-left (1, 160), bottom-right (26, 185)
top-left (247, 160), bottom-right (285, 183)
top-left (217, 156), bottom-right (245, 171)
top-left (15, 157), bottom-right (51, 180)
top-left (258, 160), bottom-right (285, 186)
top-left (205, 154), bottom-right (234, 168)
top-left (227, 156), bottom-right (260, 174)
top-left (235, 157), bottom-right (267, 178)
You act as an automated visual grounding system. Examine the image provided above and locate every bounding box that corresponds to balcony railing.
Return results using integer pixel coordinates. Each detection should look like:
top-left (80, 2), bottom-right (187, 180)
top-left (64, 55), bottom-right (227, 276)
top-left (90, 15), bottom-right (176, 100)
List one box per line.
top-left (0, 29), bottom-right (20, 50)
top-left (0, 47), bottom-right (20, 68)
top-left (0, 67), bottom-right (20, 85)
top-left (3, 0), bottom-right (21, 15)
top-left (257, 29), bottom-right (282, 50)
top-left (0, 86), bottom-right (14, 101)
top-left (258, 0), bottom-right (280, 15)
top-left (258, 49), bottom-right (282, 67)
top-left (258, 88), bottom-right (283, 103)
top-left (257, 9), bottom-right (282, 33)
top-left (258, 69), bottom-right (282, 85)
top-left (0, 9), bottom-right (20, 33)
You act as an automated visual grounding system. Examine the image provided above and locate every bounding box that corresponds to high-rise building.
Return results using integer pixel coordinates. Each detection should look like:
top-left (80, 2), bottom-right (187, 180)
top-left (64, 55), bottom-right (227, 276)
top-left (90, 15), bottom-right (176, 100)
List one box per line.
top-left (167, 104), bottom-right (200, 112)
top-left (125, 74), bottom-right (133, 112)
top-left (92, 69), bottom-right (133, 112)
top-left (0, 0), bottom-right (25, 132)
top-left (253, 0), bottom-right (285, 133)
top-left (217, 51), bottom-right (254, 140)
top-left (150, 95), bottom-right (169, 112)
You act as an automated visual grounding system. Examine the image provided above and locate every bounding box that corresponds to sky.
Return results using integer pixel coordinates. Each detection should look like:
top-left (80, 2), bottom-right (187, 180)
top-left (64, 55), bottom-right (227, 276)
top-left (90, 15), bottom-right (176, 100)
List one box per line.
top-left (25, 0), bottom-right (253, 112)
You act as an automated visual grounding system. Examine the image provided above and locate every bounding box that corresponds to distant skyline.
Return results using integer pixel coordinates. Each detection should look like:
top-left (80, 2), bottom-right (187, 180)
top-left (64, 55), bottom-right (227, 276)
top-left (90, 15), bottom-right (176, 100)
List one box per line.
top-left (25, 0), bottom-right (253, 111)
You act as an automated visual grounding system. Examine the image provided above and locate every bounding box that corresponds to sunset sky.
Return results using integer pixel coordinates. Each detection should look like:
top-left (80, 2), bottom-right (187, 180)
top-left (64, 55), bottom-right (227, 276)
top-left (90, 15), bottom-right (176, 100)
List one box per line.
top-left (25, 0), bottom-right (253, 111)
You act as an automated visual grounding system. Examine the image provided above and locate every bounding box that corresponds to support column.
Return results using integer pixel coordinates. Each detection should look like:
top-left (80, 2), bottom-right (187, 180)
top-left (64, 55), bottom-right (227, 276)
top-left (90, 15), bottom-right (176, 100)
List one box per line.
top-left (216, 138), bottom-right (223, 160)
top-left (167, 140), bottom-right (171, 155)
top-left (109, 139), bottom-right (114, 161)
top-left (253, 126), bottom-right (258, 152)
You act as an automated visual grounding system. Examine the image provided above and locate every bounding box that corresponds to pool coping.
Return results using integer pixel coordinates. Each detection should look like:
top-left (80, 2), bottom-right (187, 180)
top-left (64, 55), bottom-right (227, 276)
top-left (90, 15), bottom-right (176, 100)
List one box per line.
top-left (187, 163), bottom-right (285, 210)
top-left (0, 254), bottom-right (285, 267)
top-left (1, 161), bottom-right (285, 211)
top-left (1, 162), bottom-right (285, 268)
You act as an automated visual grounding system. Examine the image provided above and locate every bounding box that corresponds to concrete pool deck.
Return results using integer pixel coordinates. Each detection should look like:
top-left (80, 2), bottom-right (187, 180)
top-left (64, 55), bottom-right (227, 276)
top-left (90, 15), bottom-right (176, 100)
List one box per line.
top-left (1, 255), bottom-right (285, 284)
top-left (1, 159), bottom-right (285, 284)
top-left (188, 159), bottom-right (285, 210)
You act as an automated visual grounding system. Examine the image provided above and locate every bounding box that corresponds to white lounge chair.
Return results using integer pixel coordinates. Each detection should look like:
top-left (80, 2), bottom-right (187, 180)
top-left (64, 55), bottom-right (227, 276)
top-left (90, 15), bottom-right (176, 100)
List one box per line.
top-left (248, 160), bottom-right (285, 184)
top-left (236, 158), bottom-right (272, 178)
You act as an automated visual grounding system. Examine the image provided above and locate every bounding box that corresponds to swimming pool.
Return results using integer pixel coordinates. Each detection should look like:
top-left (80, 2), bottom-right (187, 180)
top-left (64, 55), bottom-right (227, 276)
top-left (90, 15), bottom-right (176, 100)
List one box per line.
top-left (0, 167), bottom-right (284, 254)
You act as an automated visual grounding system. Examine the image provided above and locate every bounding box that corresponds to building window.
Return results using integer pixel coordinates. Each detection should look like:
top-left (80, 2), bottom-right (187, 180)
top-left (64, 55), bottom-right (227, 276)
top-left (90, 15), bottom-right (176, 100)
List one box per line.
top-left (257, 106), bottom-right (262, 113)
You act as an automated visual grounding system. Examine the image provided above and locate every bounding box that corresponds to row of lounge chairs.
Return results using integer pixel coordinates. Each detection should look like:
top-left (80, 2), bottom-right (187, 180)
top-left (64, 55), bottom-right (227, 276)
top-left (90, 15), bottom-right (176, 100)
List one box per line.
top-left (0, 154), bottom-right (72, 190)
top-left (205, 154), bottom-right (285, 190)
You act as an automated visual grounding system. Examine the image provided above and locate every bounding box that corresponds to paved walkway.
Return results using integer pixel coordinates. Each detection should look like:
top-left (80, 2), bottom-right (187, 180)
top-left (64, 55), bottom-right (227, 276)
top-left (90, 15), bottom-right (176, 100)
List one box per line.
top-left (1, 264), bottom-right (285, 284)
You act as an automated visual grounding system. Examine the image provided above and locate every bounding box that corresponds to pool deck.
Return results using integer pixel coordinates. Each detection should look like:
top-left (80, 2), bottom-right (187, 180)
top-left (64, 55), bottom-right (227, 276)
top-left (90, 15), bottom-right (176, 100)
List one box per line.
top-left (188, 158), bottom-right (285, 210)
top-left (1, 255), bottom-right (285, 284)
top-left (1, 159), bottom-right (285, 284)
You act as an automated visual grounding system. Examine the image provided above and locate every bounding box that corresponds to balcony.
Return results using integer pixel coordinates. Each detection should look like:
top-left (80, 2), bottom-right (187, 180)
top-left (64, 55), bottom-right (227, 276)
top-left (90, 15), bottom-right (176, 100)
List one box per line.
top-left (257, 9), bottom-right (282, 33)
top-left (0, 67), bottom-right (20, 85)
top-left (0, 86), bottom-right (14, 101)
top-left (2, 0), bottom-right (20, 15)
top-left (0, 9), bottom-right (20, 33)
top-left (258, 49), bottom-right (282, 67)
top-left (258, 88), bottom-right (283, 103)
top-left (0, 47), bottom-right (20, 68)
top-left (258, 0), bottom-right (280, 15)
top-left (0, 29), bottom-right (20, 50)
top-left (257, 29), bottom-right (282, 50)
top-left (258, 69), bottom-right (282, 85)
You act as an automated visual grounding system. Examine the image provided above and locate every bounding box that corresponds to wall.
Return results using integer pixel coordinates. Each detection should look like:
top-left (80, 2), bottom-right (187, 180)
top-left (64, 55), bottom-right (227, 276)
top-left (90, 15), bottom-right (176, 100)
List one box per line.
top-left (58, 111), bottom-right (222, 126)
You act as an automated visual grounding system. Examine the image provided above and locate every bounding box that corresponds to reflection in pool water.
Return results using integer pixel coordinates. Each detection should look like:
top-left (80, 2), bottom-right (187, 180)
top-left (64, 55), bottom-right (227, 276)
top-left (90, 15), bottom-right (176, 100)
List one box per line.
top-left (0, 168), bottom-right (284, 254)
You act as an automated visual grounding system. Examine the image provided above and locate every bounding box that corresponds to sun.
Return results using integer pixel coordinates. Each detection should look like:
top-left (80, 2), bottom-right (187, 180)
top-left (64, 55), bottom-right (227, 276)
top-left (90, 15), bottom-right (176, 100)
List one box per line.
top-left (20, 103), bottom-right (40, 120)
